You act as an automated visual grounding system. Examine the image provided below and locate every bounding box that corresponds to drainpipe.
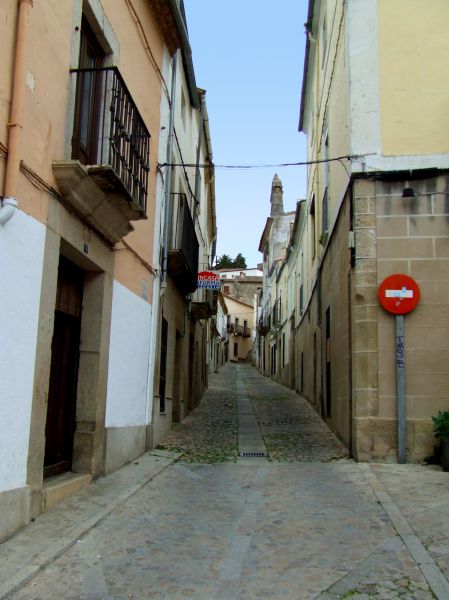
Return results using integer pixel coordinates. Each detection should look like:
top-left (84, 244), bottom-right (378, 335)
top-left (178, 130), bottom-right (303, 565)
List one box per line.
top-left (160, 50), bottom-right (178, 293)
top-left (1, 0), bottom-right (33, 225)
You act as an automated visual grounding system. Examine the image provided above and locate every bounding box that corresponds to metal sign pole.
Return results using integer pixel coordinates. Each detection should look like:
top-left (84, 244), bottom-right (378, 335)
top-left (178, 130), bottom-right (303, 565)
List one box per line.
top-left (396, 314), bottom-right (406, 463)
top-left (379, 274), bottom-right (420, 465)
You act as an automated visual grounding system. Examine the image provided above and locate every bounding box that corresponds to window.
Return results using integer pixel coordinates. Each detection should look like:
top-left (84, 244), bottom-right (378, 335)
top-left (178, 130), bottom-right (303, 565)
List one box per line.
top-left (310, 193), bottom-right (316, 259)
top-left (181, 88), bottom-right (187, 128)
top-left (325, 307), bottom-right (331, 417)
top-left (72, 17), bottom-right (105, 165)
top-left (282, 332), bottom-right (285, 367)
top-left (299, 284), bottom-right (304, 314)
top-left (321, 15), bottom-right (328, 68)
top-left (322, 188), bottom-right (329, 238)
top-left (322, 131), bottom-right (330, 239)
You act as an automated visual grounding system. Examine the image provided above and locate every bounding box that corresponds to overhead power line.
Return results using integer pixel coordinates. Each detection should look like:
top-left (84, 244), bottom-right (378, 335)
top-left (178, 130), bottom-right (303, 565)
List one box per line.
top-left (158, 154), bottom-right (354, 170)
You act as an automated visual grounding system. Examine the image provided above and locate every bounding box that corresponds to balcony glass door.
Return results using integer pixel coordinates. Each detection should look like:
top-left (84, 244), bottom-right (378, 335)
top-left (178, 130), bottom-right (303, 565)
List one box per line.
top-left (72, 18), bottom-right (104, 165)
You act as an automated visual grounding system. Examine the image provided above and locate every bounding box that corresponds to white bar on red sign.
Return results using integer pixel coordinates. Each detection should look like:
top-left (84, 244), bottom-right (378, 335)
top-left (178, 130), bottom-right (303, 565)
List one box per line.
top-left (385, 288), bottom-right (413, 299)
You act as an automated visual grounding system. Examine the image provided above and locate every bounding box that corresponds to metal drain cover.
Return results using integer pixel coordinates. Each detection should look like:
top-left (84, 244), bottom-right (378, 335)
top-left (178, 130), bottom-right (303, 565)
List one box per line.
top-left (239, 451), bottom-right (267, 457)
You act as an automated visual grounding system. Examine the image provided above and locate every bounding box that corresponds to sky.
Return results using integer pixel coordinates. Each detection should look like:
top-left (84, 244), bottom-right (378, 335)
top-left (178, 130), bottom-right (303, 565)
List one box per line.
top-left (183, 1), bottom-right (309, 268)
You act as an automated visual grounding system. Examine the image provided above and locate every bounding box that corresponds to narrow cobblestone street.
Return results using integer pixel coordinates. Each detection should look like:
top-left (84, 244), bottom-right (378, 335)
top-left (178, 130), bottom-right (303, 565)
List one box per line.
top-left (159, 364), bottom-right (347, 463)
top-left (3, 363), bottom-right (449, 599)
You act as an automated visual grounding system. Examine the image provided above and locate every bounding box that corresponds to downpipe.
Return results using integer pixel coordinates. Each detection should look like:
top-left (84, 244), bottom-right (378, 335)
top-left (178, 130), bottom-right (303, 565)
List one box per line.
top-left (2, 0), bottom-right (34, 226)
top-left (0, 197), bottom-right (18, 225)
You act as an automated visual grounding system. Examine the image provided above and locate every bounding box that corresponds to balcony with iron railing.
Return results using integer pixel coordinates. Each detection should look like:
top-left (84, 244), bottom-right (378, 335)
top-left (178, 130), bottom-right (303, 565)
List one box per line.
top-left (272, 298), bottom-right (282, 327)
top-left (167, 194), bottom-right (199, 295)
top-left (257, 309), bottom-right (271, 335)
top-left (191, 288), bottom-right (218, 321)
top-left (53, 67), bottom-right (150, 244)
top-left (235, 324), bottom-right (243, 336)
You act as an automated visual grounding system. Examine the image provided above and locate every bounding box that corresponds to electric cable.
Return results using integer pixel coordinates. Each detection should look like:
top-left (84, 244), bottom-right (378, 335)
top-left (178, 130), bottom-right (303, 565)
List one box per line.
top-left (158, 154), bottom-right (353, 170)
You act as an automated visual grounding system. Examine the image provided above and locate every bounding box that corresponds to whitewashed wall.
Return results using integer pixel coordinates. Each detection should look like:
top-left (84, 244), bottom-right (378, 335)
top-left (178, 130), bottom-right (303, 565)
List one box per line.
top-left (0, 210), bottom-right (45, 491)
top-left (105, 280), bottom-right (152, 427)
top-left (347, 0), bottom-right (382, 161)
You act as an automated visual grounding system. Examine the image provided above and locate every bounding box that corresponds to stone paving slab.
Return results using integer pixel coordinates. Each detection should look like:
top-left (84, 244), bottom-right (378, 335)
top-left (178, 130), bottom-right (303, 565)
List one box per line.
top-left (6, 462), bottom-right (438, 600)
top-left (2, 363), bottom-right (449, 599)
top-left (366, 463), bottom-right (449, 590)
top-left (0, 451), bottom-right (179, 599)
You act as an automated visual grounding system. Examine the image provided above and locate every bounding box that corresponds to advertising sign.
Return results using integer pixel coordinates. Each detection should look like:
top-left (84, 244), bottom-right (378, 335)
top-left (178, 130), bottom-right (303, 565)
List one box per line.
top-left (197, 271), bottom-right (221, 291)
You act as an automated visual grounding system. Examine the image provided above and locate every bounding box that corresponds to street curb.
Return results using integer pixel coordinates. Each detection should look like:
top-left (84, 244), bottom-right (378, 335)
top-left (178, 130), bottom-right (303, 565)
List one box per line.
top-left (0, 451), bottom-right (181, 599)
top-left (359, 463), bottom-right (449, 600)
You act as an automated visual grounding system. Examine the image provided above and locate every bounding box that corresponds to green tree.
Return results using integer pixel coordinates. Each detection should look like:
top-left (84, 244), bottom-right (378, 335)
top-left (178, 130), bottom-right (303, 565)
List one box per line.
top-left (215, 254), bottom-right (233, 269)
top-left (233, 253), bottom-right (247, 268)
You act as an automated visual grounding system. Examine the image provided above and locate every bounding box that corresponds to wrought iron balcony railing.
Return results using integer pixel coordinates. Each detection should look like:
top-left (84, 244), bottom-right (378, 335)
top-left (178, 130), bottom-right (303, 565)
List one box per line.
top-left (272, 298), bottom-right (282, 326)
top-left (257, 311), bottom-right (271, 335)
top-left (70, 66), bottom-right (150, 212)
top-left (167, 194), bottom-right (199, 294)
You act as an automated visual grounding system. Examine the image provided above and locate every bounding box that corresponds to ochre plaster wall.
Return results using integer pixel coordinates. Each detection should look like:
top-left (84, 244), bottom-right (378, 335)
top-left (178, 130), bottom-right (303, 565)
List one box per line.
top-left (1, 0), bottom-right (163, 303)
top-left (378, 0), bottom-right (449, 157)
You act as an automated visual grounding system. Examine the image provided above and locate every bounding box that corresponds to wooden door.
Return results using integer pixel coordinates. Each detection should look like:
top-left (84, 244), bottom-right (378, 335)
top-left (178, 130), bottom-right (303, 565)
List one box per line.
top-left (44, 257), bottom-right (84, 478)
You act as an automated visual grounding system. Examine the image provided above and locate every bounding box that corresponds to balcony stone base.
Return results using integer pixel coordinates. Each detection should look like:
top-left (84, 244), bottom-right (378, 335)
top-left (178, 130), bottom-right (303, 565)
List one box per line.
top-left (53, 160), bottom-right (145, 244)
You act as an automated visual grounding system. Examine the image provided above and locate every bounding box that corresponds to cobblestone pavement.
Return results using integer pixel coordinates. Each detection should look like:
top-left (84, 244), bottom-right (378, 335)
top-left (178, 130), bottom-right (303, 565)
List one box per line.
top-left (159, 363), bottom-right (347, 463)
top-left (244, 368), bottom-right (347, 462)
top-left (159, 367), bottom-right (238, 462)
top-left (5, 362), bottom-right (449, 599)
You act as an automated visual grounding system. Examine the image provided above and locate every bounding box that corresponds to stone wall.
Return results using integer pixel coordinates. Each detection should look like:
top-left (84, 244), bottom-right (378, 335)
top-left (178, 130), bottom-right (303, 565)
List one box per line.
top-left (353, 173), bottom-right (449, 462)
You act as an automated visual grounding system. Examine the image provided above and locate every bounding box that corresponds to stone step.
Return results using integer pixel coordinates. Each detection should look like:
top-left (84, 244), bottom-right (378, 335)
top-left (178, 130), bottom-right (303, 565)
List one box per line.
top-left (42, 473), bottom-right (92, 512)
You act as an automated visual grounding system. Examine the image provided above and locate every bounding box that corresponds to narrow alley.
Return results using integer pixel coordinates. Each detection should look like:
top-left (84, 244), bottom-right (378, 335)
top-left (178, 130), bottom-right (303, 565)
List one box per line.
top-left (2, 364), bottom-right (449, 600)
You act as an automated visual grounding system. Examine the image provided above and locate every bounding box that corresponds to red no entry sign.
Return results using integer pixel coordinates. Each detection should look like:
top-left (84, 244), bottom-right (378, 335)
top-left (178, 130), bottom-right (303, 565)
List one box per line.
top-left (378, 274), bottom-right (420, 315)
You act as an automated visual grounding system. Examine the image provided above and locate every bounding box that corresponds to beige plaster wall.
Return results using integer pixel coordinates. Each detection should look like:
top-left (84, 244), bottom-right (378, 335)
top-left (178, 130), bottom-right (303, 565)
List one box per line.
top-left (320, 195), bottom-right (352, 448)
top-left (296, 289), bottom-right (322, 415)
top-left (152, 279), bottom-right (193, 446)
top-left (378, 0), bottom-right (449, 157)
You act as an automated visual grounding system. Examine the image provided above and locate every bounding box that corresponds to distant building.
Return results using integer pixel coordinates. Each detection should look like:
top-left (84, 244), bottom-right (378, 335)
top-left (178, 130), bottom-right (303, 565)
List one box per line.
top-left (218, 268), bottom-right (262, 306)
top-left (217, 267), bottom-right (262, 364)
top-left (224, 296), bottom-right (255, 363)
top-left (257, 175), bottom-right (296, 379)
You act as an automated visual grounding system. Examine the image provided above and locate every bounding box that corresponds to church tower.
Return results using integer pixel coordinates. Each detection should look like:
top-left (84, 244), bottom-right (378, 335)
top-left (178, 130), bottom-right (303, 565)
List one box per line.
top-left (270, 174), bottom-right (284, 217)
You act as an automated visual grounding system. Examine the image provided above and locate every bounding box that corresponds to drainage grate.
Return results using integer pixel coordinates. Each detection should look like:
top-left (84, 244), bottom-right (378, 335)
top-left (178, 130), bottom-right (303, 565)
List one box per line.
top-left (239, 451), bottom-right (267, 457)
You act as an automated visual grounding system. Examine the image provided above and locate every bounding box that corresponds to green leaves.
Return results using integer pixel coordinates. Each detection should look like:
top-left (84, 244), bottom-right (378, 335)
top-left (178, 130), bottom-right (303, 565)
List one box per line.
top-left (432, 411), bottom-right (449, 440)
top-left (215, 253), bottom-right (247, 269)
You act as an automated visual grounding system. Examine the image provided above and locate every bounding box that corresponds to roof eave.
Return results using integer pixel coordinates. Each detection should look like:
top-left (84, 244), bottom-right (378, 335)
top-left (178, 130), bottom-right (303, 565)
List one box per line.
top-left (298, 0), bottom-right (315, 132)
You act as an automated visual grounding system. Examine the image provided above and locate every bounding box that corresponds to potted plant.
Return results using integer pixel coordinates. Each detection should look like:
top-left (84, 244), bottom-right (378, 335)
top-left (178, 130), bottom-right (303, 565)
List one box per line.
top-left (432, 411), bottom-right (449, 471)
